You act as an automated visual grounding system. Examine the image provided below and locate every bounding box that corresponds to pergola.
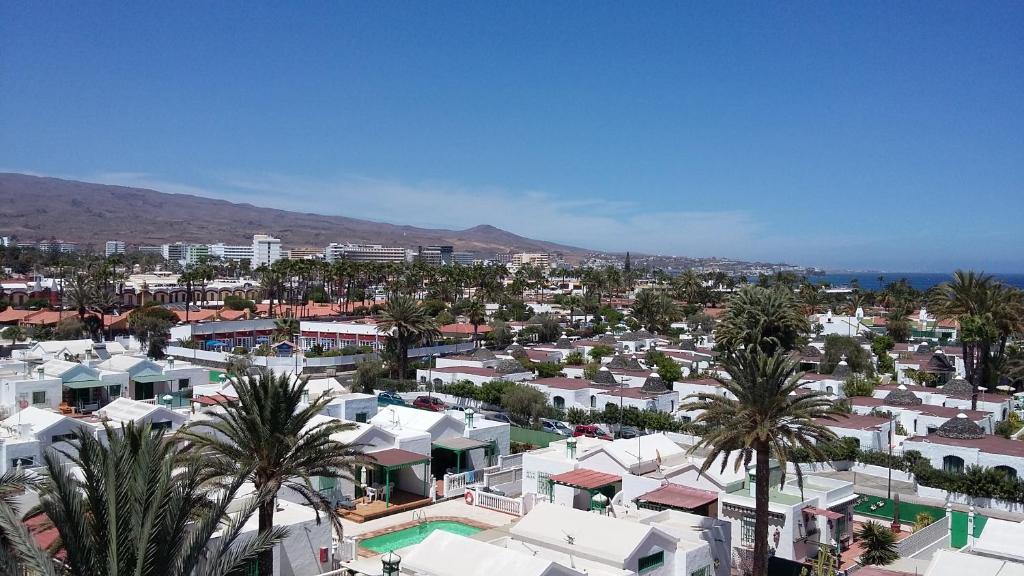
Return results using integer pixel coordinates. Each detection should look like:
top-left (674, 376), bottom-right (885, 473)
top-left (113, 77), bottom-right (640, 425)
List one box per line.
top-left (131, 373), bottom-right (171, 401)
top-left (549, 468), bottom-right (621, 508)
top-left (369, 448), bottom-right (431, 508)
top-left (431, 436), bottom-right (493, 474)
top-left (63, 379), bottom-right (109, 409)
top-left (634, 484), bottom-right (718, 514)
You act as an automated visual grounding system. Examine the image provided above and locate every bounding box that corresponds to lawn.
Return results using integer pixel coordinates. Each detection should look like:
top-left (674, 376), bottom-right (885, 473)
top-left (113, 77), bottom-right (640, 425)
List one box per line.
top-left (208, 369), bottom-right (225, 383)
top-left (854, 494), bottom-right (986, 548)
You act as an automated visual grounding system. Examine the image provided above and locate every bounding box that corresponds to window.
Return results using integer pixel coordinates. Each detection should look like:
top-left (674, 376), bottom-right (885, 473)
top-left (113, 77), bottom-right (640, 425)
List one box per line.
top-left (943, 455), bottom-right (965, 474)
top-left (11, 457), bottom-right (35, 468)
top-left (31, 391), bottom-right (46, 405)
top-left (996, 465), bottom-right (1017, 480)
top-left (178, 378), bottom-right (190, 390)
top-left (741, 516), bottom-right (756, 547)
top-left (638, 551), bottom-right (664, 573)
top-left (537, 472), bottom-right (552, 499)
top-left (135, 381), bottom-right (155, 401)
top-left (590, 395), bottom-right (596, 409)
top-left (690, 565), bottom-right (712, 576)
top-left (108, 385), bottom-right (121, 398)
top-left (552, 396), bottom-right (565, 409)
top-left (318, 476), bottom-right (337, 491)
top-left (51, 433), bottom-right (76, 444)
top-left (355, 412), bottom-right (368, 423)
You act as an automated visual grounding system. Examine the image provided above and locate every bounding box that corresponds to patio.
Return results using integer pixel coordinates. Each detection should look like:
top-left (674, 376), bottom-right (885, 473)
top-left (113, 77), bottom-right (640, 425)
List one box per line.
top-left (342, 448), bottom-right (432, 522)
top-left (340, 490), bottom-right (433, 523)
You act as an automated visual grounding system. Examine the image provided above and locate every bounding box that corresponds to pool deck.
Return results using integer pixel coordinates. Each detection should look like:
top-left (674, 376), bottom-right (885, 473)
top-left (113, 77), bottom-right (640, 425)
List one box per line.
top-left (340, 489), bottom-right (433, 523)
top-left (341, 498), bottom-right (520, 539)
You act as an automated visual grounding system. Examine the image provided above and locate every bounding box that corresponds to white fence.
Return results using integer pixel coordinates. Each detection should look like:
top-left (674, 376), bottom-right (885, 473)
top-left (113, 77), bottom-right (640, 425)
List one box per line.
top-left (483, 467), bottom-right (521, 489)
top-left (896, 515), bottom-right (949, 557)
top-left (851, 462), bottom-right (916, 484)
top-left (337, 537), bottom-right (357, 563)
top-left (498, 453), bottom-right (523, 470)
top-left (466, 488), bottom-right (531, 516)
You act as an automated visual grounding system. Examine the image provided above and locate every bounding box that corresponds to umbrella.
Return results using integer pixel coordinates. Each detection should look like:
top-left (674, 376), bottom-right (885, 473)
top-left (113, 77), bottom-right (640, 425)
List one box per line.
top-left (996, 385), bottom-right (1014, 392)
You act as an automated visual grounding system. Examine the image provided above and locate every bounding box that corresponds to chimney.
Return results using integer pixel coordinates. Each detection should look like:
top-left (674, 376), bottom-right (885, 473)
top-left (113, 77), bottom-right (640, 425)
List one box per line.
top-left (167, 356), bottom-right (175, 370)
top-left (566, 436), bottom-right (578, 460)
top-left (36, 367), bottom-right (44, 380)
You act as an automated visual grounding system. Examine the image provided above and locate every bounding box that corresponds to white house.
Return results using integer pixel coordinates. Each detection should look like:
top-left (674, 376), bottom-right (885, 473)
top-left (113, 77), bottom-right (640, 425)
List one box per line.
top-left (0, 364), bottom-right (63, 413)
top-left (902, 415), bottom-right (1024, 479)
top-left (91, 397), bottom-right (188, 440)
top-left (1, 406), bottom-right (92, 462)
top-left (417, 365), bottom-right (534, 386)
top-left (401, 530), bottom-right (586, 576)
top-left (814, 413), bottom-right (893, 452)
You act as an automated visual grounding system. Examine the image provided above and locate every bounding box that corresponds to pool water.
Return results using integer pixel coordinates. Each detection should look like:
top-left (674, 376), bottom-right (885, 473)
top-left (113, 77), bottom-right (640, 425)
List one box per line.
top-left (360, 520), bottom-right (482, 553)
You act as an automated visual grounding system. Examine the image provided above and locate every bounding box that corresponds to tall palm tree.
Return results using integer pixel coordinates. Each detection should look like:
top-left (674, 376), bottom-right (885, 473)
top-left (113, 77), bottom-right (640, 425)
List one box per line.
top-left (680, 350), bottom-right (842, 576)
top-left (180, 370), bottom-right (369, 576)
top-left (27, 422), bottom-right (281, 576)
top-left (376, 294), bottom-right (439, 379)
top-left (716, 285), bottom-right (809, 355)
top-left (929, 271), bottom-right (998, 410)
top-left (463, 298), bottom-right (487, 346)
top-left (273, 313), bottom-right (300, 343)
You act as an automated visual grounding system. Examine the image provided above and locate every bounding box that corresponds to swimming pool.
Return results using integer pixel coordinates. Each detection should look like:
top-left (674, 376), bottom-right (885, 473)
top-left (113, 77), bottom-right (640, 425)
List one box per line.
top-left (359, 520), bottom-right (482, 553)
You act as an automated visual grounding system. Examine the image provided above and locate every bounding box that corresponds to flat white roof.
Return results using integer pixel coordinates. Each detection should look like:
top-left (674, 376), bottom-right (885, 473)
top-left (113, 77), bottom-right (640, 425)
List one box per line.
top-left (370, 405), bottom-right (461, 434)
top-left (925, 549), bottom-right (1024, 576)
top-left (2, 406), bottom-right (68, 434)
top-left (403, 531), bottom-right (585, 576)
top-left (971, 518), bottom-right (1024, 562)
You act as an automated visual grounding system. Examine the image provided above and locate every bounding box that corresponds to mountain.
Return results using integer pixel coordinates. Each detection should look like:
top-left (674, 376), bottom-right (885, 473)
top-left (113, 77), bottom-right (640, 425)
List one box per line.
top-left (0, 173), bottom-right (589, 258)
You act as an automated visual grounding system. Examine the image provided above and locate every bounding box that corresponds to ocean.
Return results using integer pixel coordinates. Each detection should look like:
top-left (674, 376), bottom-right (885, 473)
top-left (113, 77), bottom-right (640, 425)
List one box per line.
top-left (804, 272), bottom-right (1024, 291)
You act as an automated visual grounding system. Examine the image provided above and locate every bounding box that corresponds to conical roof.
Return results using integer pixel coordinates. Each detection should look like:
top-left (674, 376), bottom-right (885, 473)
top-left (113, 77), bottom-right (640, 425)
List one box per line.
top-left (885, 385), bottom-right (922, 406)
top-left (936, 413), bottom-right (985, 440)
top-left (831, 360), bottom-right (851, 379)
top-left (505, 343), bottom-right (525, 356)
top-left (598, 333), bottom-right (618, 346)
top-left (924, 352), bottom-right (955, 373)
top-left (495, 358), bottom-right (526, 374)
top-left (677, 338), bottom-right (696, 351)
top-left (607, 354), bottom-right (644, 371)
top-left (592, 366), bottom-right (617, 386)
top-left (471, 348), bottom-right (497, 361)
top-left (801, 346), bottom-right (822, 358)
top-left (942, 378), bottom-right (973, 398)
top-left (641, 372), bottom-right (669, 393)
top-left (555, 336), bottom-right (573, 349)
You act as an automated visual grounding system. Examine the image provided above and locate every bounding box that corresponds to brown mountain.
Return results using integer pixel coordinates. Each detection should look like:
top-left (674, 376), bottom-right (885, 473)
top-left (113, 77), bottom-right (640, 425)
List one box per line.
top-left (0, 173), bottom-right (588, 258)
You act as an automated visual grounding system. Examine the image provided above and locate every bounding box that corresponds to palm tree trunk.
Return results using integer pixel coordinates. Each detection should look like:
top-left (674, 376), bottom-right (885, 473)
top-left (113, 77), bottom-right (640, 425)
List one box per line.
top-left (753, 444), bottom-right (771, 576)
top-left (258, 499), bottom-right (276, 576)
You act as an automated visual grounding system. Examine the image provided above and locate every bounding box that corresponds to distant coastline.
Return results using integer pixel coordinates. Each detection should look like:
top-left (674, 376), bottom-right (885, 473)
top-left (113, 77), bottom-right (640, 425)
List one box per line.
top-left (806, 272), bottom-right (1024, 291)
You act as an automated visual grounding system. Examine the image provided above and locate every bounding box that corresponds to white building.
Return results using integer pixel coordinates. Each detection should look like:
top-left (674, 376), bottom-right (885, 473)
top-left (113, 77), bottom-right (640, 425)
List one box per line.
top-left (324, 243), bottom-right (410, 263)
top-left (902, 415), bottom-right (1024, 479)
top-left (104, 240), bottom-right (126, 257)
top-left (252, 234), bottom-right (282, 268)
top-left (210, 243), bottom-right (255, 262)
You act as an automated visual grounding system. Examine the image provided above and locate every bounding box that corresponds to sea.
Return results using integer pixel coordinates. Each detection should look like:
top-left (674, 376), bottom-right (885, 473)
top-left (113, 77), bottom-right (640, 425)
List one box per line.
top-left (804, 272), bottom-right (1024, 291)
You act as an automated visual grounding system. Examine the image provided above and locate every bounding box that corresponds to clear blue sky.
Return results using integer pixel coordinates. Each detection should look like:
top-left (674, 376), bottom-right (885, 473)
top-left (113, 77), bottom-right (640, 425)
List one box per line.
top-left (2, 2), bottom-right (1022, 271)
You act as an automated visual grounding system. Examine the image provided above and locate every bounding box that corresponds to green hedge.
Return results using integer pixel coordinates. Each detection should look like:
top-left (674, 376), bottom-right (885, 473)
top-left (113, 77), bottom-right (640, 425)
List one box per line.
top-left (855, 449), bottom-right (1024, 503)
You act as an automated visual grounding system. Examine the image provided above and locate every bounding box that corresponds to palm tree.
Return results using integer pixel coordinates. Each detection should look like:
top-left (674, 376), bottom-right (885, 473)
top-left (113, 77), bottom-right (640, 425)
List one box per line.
top-left (463, 298), bottom-right (486, 346)
top-left (180, 370), bottom-right (369, 576)
top-left (27, 422), bottom-right (281, 576)
top-left (798, 282), bottom-right (824, 315)
top-left (715, 285), bottom-right (809, 355)
top-left (0, 469), bottom-right (54, 576)
top-left (631, 289), bottom-right (678, 332)
top-left (273, 313), bottom-right (300, 343)
top-left (930, 271), bottom-right (998, 410)
top-left (376, 294), bottom-right (439, 380)
top-left (857, 521), bottom-right (898, 565)
top-left (680, 350), bottom-right (842, 576)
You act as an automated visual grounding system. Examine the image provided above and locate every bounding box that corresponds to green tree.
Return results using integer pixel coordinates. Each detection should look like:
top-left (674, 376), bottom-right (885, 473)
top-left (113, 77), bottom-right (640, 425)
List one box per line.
top-left (28, 423), bottom-right (281, 576)
top-left (564, 351), bottom-right (585, 366)
top-left (500, 382), bottom-right (551, 426)
top-left (180, 371), bottom-right (370, 576)
top-left (857, 521), bottom-right (899, 565)
top-left (589, 345), bottom-right (614, 361)
top-left (843, 374), bottom-right (878, 397)
top-left (463, 298), bottom-right (487, 343)
top-left (821, 334), bottom-right (873, 375)
top-left (1, 325), bottom-right (25, 345)
top-left (715, 285), bottom-right (809, 355)
top-left (680, 350), bottom-right (842, 576)
top-left (631, 289), bottom-right (679, 332)
top-left (353, 359), bottom-right (385, 393)
top-left (377, 295), bottom-right (439, 379)
top-left (0, 469), bottom-right (52, 575)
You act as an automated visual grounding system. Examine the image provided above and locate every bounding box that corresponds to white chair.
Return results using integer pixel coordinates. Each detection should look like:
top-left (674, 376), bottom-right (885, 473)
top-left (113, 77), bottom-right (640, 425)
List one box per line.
top-left (365, 487), bottom-right (378, 503)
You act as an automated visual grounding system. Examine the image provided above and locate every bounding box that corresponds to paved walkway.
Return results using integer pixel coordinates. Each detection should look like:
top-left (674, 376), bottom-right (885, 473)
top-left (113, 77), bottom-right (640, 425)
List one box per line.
top-left (819, 470), bottom-right (1024, 522)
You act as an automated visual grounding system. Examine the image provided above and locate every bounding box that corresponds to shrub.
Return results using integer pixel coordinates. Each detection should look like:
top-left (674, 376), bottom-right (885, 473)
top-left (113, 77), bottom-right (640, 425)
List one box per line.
top-left (564, 351), bottom-right (585, 366)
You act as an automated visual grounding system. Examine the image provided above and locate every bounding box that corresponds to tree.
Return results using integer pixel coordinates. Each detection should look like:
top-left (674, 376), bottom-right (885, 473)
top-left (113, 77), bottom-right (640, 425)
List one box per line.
top-left (646, 349), bottom-right (682, 383)
top-left (857, 521), bottom-right (898, 565)
top-left (631, 288), bottom-right (678, 332)
top-left (353, 359), bottom-right (385, 393)
top-left (680, 350), bottom-right (842, 576)
top-left (1, 325), bottom-right (25, 345)
top-left (564, 351), bottom-right (585, 366)
top-left (180, 370), bottom-right (369, 576)
top-left (500, 383), bottom-right (551, 426)
top-left (27, 423), bottom-right (281, 576)
top-left (589, 345), bottom-right (614, 362)
top-left (843, 374), bottom-right (878, 397)
top-left (376, 295), bottom-right (439, 379)
top-left (821, 334), bottom-right (873, 375)
top-left (273, 313), bottom-right (299, 343)
top-left (715, 285), bottom-right (809, 355)
top-left (0, 469), bottom-right (53, 576)
top-left (128, 305), bottom-right (177, 359)
top-left (463, 298), bottom-right (487, 344)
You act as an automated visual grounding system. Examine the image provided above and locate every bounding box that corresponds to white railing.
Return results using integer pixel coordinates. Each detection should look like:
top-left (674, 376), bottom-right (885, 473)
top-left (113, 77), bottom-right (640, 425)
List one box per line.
top-left (337, 537), bottom-right (357, 563)
top-left (468, 488), bottom-right (523, 516)
top-left (484, 467), bottom-right (521, 488)
top-left (442, 471), bottom-right (472, 499)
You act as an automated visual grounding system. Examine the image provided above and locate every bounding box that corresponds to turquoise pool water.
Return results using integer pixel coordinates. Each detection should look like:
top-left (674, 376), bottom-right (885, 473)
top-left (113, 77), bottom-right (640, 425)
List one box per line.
top-left (359, 520), bottom-right (482, 553)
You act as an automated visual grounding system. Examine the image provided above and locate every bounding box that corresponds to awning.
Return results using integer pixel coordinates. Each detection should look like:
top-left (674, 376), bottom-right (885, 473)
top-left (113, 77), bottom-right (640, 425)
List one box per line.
top-left (132, 374), bottom-right (170, 383)
top-left (804, 506), bottom-right (844, 520)
top-left (206, 340), bottom-right (228, 347)
top-left (432, 437), bottom-right (491, 452)
top-left (635, 484), bottom-right (718, 510)
top-left (63, 380), bottom-right (107, 390)
top-left (370, 448), bottom-right (430, 470)
top-left (549, 468), bottom-right (621, 490)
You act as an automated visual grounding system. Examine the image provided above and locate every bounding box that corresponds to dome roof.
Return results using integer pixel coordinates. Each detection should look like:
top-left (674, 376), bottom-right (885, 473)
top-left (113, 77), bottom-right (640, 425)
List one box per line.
top-left (495, 359), bottom-right (527, 374)
top-left (505, 344), bottom-right (525, 356)
top-left (885, 385), bottom-right (922, 406)
top-left (936, 414), bottom-right (985, 440)
top-left (592, 366), bottom-right (617, 386)
top-left (831, 360), bottom-right (851, 379)
top-left (641, 372), bottom-right (669, 393)
top-left (942, 378), bottom-right (973, 398)
top-left (555, 336), bottom-right (573, 349)
top-left (471, 348), bottom-right (497, 361)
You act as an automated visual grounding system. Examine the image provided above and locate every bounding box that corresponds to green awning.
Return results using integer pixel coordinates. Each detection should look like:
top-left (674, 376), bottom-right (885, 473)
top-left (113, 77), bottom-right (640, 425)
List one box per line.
top-left (63, 380), bottom-right (107, 390)
top-left (432, 437), bottom-right (491, 452)
top-left (132, 374), bottom-right (170, 383)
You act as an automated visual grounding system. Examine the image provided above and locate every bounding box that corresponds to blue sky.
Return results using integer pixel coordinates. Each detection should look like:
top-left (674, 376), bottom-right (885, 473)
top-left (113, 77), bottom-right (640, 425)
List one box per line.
top-left (2, 2), bottom-right (1022, 271)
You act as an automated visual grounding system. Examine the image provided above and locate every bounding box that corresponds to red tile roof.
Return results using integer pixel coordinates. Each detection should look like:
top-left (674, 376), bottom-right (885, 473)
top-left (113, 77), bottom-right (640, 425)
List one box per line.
top-left (0, 308), bottom-right (34, 323)
top-left (905, 434), bottom-right (1024, 457)
top-left (550, 468), bottom-right (621, 490)
top-left (439, 323), bottom-right (491, 335)
top-left (432, 366), bottom-right (505, 377)
top-left (636, 484), bottom-right (718, 510)
top-left (817, 413), bottom-right (890, 430)
top-left (533, 377), bottom-right (592, 391)
top-left (369, 448), bottom-right (431, 468)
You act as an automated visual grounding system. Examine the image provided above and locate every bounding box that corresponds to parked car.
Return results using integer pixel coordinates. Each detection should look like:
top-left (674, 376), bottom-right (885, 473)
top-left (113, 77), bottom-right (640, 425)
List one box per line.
top-left (377, 391), bottom-right (406, 406)
top-left (572, 424), bottom-right (612, 440)
top-left (541, 419), bottom-right (573, 436)
top-left (614, 425), bottom-right (640, 439)
top-left (484, 412), bottom-right (513, 425)
top-left (413, 396), bottom-right (446, 412)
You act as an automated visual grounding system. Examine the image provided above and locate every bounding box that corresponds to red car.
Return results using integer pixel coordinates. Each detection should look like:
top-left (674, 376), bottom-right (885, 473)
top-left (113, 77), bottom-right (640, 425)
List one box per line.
top-left (413, 396), bottom-right (447, 412)
top-left (572, 424), bottom-right (612, 440)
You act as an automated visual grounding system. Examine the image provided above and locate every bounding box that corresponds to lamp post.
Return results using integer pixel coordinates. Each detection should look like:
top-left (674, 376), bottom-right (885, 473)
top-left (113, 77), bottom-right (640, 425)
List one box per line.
top-left (887, 412), bottom-right (895, 499)
top-left (427, 353), bottom-right (438, 402)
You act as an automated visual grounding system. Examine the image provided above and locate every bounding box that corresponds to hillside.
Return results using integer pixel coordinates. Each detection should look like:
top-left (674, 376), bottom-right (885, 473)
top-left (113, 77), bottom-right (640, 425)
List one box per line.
top-left (0, 173), bottom-right (588, 257)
